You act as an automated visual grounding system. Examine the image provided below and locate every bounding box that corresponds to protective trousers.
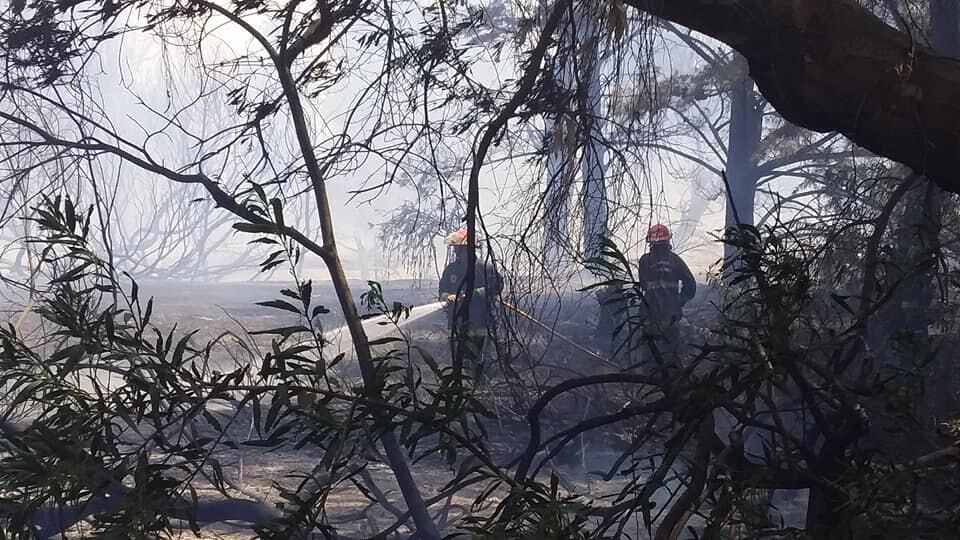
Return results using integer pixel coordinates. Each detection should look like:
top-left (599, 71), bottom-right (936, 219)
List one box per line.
top-left (449, 323), bottom-right (488, 377)
top-left (643, 315), bottom-right (681, 370)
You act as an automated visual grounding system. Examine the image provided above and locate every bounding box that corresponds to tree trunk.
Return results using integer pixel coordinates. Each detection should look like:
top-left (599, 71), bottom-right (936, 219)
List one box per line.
top-left (917, 0), bottom-right (958, 424)
top-left (623, 0), bottom-right (960, 194)
top-left (870, 0), bottom-right (958, 425)
top-left (356, 237), bottom-right (370, 282)
top-left (805, 439), bottom-right (854, 539)
top-left (722, 57), bottom-right (763, 268)
top-left (542, 33), bottom-right (575, 270)
top-left (674, 186), bottom-right (713, 250)
top-left (931, 0), bottom-right (960, 55)
top-left (272, 48), bottom-right (442, 540)
top-left (578, 6), bottom-right (609, 264)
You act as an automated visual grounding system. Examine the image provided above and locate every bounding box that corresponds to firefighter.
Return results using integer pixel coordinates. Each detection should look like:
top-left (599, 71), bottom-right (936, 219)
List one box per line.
top-left (637, 224), bottom-right (696, 367)
top-left (438, 228), bottom-right (503, 368)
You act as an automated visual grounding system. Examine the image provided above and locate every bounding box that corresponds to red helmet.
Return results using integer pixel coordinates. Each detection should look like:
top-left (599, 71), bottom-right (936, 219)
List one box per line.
top-left (444, 228), bottom-right (468, 246)
top-left (646, 224), bottom-right (671, 243)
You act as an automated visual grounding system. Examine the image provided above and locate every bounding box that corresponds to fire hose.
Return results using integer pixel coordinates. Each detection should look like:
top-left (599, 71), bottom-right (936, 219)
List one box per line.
top-left (499, 299), bottom-right (621, 370)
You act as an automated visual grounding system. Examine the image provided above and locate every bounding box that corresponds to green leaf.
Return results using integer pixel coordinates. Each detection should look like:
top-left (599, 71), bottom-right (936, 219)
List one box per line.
top-left (256, 299), bottom-right (301, 314)
top-left (413, 346), bottom-right (441, 375)
top-left (368, 336), bottom-right (403, 346)
top-left (203, 411), bottom-right (225, 434)
top-left (50, 264), bottom-right (91, 284)
top-left (251, 181), bottom-right (268, 204)
top-left (143, 298), bottom-right (153, 327)
top-left (296, 390), bottom-right (316, 409)
top-left (249, 325), bottom-right (310, 338)
top-left (49, 342), bottom-right (85, 363)
top-left (248, 237), bottom-right (279, 245)
top-left (64, 197), bottom-right (76, 232)
top-left (264, 385), bottom-right (289, 431)
top-left (252, 397), bottom-right (263, 437)
top-left (172, 331), bottom-right (198, 366)
top-left (127, 273), bottom-right (139, 303)
top-left (270, 198), bottom-right (284, 229)
top-left (233, 222), bottom-right (278, 235)
top-left (261, 259), bottom-right (285, 272)
top-left (300, 280), bottom-right (313, 312)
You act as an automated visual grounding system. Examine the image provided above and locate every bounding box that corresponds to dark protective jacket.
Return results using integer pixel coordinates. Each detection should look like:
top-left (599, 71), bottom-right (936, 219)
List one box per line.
top-left (438, 259), bottom-right (503, 331)
top-left (637, 244), bottom-right (696, 320)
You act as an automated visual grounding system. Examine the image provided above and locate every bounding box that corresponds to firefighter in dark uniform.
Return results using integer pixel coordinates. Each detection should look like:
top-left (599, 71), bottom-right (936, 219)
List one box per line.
top-left (438, 228), bottom-right (503, 368)
top-left (638, 224), bottom-right (696, 367)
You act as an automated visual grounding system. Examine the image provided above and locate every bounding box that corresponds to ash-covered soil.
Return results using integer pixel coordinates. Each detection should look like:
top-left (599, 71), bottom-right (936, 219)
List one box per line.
top-left (3, 278), bottom-right (809, 538)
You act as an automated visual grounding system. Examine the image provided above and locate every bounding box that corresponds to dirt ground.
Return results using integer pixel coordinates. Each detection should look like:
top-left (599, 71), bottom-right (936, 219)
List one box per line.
top-left (2, 279), bottom-right (808, 538)
top-left (135, 280), bottom-right (651, 539)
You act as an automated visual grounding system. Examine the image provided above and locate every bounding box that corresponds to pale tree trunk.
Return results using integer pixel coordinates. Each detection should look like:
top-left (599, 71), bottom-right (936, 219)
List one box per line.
top-left (543, 3), bottom-right (610, 272)
top-left (578, 6), bottom-right (609, 265)
top-left (722, 56), bottom-right (763, 272)
top-left (673, 185), bottom-right (714, 251)
top-left (355, 237), bottom-right (370, 282)
top-left (542, 42), bottom-right (575, 270)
